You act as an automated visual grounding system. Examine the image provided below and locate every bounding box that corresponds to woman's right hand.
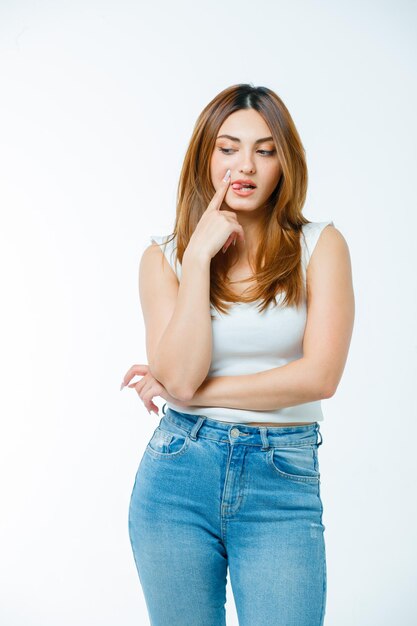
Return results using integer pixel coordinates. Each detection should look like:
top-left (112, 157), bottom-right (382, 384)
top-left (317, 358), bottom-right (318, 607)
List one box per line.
top-left (186, 169), bottom-right (246, 260)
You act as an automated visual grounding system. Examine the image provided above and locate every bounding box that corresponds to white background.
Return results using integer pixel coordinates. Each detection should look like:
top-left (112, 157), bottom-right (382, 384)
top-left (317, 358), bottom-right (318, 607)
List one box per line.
top-left (1, 1), bottom-right (416, 624)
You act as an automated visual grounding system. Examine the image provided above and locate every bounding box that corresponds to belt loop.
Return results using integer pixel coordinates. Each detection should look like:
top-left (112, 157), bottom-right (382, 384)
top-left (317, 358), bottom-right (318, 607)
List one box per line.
top-left (189, 416), bottom-right (206, 441)
top-left (162, 402), bottom-right (167, 415)
top-left (259, 426), bottom-right (270, 450)
top-left (316, 424), bottom-right (323, 447)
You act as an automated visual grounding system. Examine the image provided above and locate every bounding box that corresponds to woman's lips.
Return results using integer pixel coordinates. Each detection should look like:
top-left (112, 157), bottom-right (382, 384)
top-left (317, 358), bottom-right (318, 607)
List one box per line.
top-left (231, 186), bottom-right (257, 196)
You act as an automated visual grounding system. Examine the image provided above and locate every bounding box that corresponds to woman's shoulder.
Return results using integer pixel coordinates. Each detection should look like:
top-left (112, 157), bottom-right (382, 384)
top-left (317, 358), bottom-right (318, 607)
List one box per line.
top-left (301, 220), bottom-right (352, 281)
top-left (301, 219), bottom-right (335, 238)
top-left (298, 220), bottom-right (337, 278)
top-left (301, 220), bottom-right (335, 259)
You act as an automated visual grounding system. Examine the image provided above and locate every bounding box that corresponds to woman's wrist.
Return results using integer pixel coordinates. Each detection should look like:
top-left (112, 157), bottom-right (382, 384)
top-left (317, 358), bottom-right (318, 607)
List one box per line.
top-left (183, 244), bottom-right (212, 267)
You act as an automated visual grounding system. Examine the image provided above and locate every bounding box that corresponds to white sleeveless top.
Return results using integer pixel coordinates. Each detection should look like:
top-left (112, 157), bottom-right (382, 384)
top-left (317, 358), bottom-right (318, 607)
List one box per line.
top-left (149, 220), bottom-right (334, 424)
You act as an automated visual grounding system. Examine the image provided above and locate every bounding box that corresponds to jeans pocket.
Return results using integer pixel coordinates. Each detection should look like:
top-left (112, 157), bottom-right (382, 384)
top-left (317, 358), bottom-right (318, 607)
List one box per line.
top-left (267, 444), bottom-right (320, 483)
top-left (146, 425), bottom-right (190, 459)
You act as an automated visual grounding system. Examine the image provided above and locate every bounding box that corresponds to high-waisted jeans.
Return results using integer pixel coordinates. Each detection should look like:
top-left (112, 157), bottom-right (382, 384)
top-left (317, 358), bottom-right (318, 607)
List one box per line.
top-left (128, 405), bottom-right (327, 626)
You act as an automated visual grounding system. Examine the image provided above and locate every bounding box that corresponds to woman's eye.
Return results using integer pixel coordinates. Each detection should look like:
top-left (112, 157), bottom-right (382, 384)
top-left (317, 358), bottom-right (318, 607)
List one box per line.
top-left (217, 147), bottom-right (275, 156)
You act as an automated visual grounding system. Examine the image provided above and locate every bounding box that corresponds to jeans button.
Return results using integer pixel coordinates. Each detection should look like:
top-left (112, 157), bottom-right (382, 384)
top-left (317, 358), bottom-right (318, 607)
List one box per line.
top-left (230, 428), bottom-right (240, 438)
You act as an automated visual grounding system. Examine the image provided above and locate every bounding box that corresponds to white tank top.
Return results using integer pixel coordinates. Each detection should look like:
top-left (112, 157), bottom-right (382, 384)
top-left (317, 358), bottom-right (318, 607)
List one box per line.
top-left (149, 220), bottom-right (334, 424)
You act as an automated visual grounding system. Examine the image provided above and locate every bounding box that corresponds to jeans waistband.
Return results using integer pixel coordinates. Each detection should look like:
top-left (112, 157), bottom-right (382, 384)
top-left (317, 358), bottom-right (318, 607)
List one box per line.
top-left (160, 405), bottom-right (323, 449)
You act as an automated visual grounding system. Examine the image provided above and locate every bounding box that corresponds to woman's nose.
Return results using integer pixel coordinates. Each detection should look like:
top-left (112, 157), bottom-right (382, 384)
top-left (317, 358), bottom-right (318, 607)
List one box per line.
top-left (238, 160), bottom-right (255, 174)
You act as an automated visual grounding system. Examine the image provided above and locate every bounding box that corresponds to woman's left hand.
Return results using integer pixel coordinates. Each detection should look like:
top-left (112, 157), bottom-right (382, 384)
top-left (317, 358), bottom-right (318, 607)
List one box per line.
top-left (120, 364), bottom-right (190, 415)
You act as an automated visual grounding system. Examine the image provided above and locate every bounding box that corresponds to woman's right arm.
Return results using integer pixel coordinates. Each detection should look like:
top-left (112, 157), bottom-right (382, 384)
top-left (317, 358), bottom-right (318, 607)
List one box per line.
top-left (139, 168), bottom-right (245, 402)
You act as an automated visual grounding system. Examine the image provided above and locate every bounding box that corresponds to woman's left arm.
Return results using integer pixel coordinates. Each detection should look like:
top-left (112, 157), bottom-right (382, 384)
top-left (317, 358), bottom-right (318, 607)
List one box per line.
top-left (186, 226), bottom-right (355, 411)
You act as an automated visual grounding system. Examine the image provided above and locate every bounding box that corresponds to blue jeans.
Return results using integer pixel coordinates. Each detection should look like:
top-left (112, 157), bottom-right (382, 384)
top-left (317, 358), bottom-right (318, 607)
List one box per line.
top-left (128, 405), bottom-right (327, 626)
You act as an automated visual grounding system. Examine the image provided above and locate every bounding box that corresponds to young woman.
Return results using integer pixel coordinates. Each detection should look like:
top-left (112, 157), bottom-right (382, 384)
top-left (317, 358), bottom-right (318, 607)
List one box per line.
top-left (122, 83), bottom-right (355, 626)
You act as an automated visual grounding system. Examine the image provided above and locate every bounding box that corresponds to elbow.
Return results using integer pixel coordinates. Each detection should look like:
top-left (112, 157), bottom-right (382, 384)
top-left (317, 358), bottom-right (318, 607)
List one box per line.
top-left (321, 386), bottom-right (336, 399)
top-left (320, 378), bottom-right (337, 399)
top-left (167, 385), bottom-right (195, 403)
top-left (164, 371), bottom-right (206, 403)
top-left (305, 358), bottom-right (339, 400)
top-left (151, 366), bottom-right (195, 403)
top-left (151, 360), bottom-right (202, 403)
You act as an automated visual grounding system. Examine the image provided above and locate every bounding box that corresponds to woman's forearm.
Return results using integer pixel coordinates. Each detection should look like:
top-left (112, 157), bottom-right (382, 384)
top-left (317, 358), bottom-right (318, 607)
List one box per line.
top-left (151, 249), bottom-right (213, 401)
top-left (186, 357), bottom-right (332, 411)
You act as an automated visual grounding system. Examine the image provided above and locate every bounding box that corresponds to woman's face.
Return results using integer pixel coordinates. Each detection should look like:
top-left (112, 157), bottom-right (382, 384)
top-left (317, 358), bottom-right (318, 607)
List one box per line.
top-left (210, 108), bottom-right (281, 213)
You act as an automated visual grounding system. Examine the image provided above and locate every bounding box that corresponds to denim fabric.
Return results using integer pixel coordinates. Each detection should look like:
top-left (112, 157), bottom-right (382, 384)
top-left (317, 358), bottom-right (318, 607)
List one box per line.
top-left (128, 405), bottom-right (327, 626)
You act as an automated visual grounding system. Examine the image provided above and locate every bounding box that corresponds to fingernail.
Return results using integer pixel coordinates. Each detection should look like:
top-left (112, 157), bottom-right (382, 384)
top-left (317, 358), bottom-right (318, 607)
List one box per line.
top-left (120, 381), bottom-right (125, 390)
top-left (223, 169), bottom-right (231, 182)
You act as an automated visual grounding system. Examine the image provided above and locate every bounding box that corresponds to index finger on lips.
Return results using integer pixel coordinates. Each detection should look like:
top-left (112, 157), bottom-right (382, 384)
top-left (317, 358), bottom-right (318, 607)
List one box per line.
top-left (206, 168), bottom-right (231, 212)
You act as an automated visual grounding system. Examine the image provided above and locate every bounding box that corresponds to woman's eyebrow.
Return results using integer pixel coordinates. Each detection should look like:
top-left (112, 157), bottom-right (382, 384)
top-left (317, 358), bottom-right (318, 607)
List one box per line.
top-left (216, 134), bottom-right (274, 144)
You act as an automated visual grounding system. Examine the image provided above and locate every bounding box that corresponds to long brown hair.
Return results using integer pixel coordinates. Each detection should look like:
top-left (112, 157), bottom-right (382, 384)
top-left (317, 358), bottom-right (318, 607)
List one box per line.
top-left (160, 83), bottom-right (312, 317)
